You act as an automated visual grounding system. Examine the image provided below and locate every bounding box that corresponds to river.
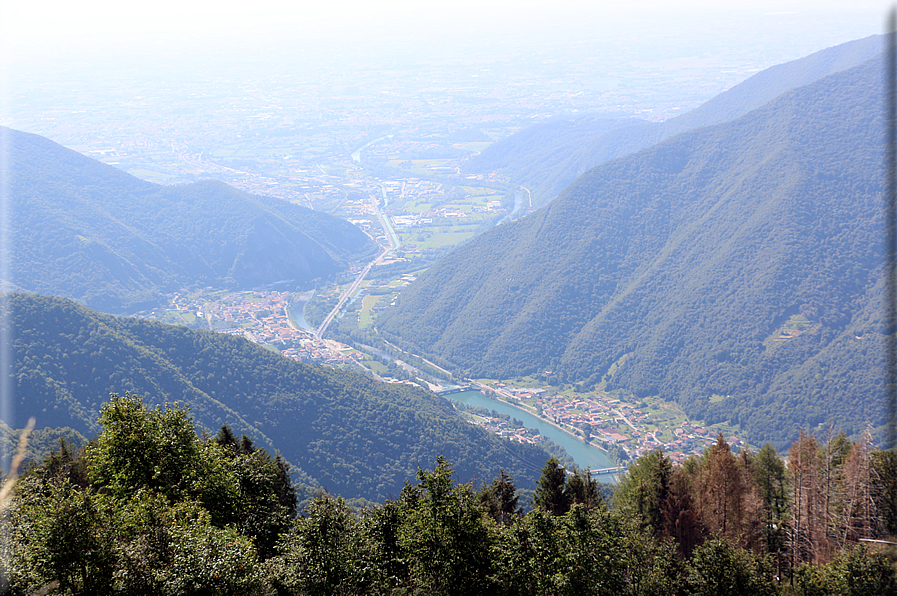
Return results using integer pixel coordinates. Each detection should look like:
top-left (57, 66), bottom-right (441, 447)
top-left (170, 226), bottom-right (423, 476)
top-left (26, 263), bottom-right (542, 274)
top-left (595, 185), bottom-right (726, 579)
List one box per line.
top-left (351, 135), bottom-right (390, 163)
top-left (444, 390), bottom-right (617, 480)
top-left (287, 290), bottom-right (315, 332)
top-left (495, 191), bottom-right (524, 227)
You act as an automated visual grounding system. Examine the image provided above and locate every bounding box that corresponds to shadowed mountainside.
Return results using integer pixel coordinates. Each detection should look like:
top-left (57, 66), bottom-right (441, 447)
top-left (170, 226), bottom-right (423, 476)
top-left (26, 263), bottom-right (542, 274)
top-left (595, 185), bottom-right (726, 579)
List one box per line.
top-left (380, 55), bottom-right (886, 448)
top-left (1, 127), bottom-right (378, 312)
top-left (5, 293), bottom-right (554, 500)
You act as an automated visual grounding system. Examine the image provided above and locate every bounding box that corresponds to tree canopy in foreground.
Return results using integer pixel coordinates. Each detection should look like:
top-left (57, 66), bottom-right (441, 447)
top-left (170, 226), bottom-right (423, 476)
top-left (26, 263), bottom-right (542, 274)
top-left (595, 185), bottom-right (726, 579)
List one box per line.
top-left (3, 394), bottom-right (896, 595)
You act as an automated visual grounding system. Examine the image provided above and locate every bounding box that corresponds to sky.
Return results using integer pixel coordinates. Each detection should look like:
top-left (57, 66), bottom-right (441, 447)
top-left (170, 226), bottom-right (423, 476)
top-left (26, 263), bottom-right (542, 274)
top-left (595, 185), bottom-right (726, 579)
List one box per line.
top-left (0, 0), bottom-right (889, 101)
top-left (1, 0), bottom-right (890, 57)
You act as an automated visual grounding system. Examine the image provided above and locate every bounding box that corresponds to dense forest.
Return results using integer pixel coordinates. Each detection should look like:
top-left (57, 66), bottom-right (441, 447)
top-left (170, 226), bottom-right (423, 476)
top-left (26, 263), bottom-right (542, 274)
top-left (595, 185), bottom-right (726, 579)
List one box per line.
top-left (0, 127), bottom-right (377, 312)
top-left (378, 55), bottom-right (887, 449)
top-left (4, 293), bottom-right (555, 501)
top-left (3, 394), bottom-right (895, 595)
top-left (465, 35), bottom-right (882, 208)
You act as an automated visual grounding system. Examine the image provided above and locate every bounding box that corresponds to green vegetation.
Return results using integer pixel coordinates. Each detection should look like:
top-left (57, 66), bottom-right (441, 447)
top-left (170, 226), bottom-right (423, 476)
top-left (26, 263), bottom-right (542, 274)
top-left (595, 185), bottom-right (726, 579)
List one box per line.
top-left (358, 294), bottom-right (381, 328)
top-left (302, 292), bottom-right (339, 328)
top-left (7, 393), bottom-right (296, 594)
top-left (5, 406), bottom-right (895, 595)
top-left (5, 293), bottom-right (556, 501)
top-left (763, 314), bottom-right (817, 350)
top-left (378, 56), bottom-right (887, 449)
top-left (0, 127), bottom-right (377, 313)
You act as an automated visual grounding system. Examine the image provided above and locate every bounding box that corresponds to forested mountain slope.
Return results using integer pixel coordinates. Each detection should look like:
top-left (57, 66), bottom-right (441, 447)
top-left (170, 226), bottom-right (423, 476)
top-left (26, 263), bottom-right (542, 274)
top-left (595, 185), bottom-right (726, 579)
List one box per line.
top-left (467, 34), bottom-right (883, 208)
top-left (5, 293), bottom-right (553, 500)
top-left (379, 56), bottom-right (886, 448)
top-left (0, 127), bottom-right (377, 312)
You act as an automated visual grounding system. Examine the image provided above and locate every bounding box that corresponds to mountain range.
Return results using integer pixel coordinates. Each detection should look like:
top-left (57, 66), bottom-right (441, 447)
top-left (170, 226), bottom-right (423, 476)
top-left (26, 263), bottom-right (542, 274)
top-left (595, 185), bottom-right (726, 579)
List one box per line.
top-left (0, 127), bottom-right (378, 312)
top-left (466, 34), bottom-right (884, 209)
top-left (378, 53), bottom-right (887, 448)
top-left (5, 293), bottom-right (554, 501)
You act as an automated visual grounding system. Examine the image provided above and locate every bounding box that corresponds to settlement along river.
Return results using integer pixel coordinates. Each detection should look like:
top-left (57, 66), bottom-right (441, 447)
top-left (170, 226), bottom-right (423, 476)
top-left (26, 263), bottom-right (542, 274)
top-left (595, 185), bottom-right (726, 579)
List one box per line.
top-left (444, 390), bottom-right (618, 482)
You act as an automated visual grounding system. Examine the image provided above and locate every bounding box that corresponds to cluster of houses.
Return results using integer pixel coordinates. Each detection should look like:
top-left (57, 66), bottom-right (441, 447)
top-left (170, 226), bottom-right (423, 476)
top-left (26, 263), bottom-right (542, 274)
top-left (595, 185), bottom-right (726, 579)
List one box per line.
top-left (472, 415), bottom-right (543, 447)
top-left (164, 290), bottom-right (361, 366)
top-left (156, 290), bottom-right (748, 465)
top-left (530, 393), bottom-right (632, 443)
top-left (479, 381), bottom-right (746, 464)
top-left (207, 291), bottom-right (291, 333)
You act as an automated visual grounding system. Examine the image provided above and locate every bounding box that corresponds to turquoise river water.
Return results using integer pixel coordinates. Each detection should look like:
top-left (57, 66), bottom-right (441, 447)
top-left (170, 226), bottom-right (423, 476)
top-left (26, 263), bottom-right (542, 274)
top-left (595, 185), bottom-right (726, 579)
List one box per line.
top-left (444, 391), bottom-right (616, 479)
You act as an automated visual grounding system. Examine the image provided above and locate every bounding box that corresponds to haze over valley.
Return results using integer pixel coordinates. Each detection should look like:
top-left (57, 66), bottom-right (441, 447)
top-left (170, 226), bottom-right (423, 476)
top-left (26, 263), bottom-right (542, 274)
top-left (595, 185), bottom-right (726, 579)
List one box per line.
top-left (5, 3), bottom-right (897, 592)
top-left (2, 3), bottom-right (891, 464)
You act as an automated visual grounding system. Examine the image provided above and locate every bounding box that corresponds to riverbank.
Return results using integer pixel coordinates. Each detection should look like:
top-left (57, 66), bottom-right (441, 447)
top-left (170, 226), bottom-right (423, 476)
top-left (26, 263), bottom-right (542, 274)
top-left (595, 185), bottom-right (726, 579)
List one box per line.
top-left (286, 290), bottom-right (315, 332)
top-left (467, 383), bottom-right (614, 458)
top-left (442, 390), bottom-right (616, 475)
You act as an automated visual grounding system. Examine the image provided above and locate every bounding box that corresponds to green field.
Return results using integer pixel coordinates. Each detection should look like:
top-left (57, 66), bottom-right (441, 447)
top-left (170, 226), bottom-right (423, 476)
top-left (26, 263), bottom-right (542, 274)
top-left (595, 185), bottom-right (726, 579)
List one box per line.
top-left (358, 295), bottom-right (381, 329)
top-left (400, 229), bottom-right (477, 249)
top-left (763, 314), bottom-right (816, 350)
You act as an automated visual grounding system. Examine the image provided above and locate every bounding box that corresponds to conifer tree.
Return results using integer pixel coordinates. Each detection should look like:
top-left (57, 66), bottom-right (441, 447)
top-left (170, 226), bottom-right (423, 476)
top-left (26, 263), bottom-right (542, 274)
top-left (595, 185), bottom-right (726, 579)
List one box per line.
top-left (696, 434), bottom-right (756, 544)
top-left (532, 457), bottom-right (570, 515)
top-left (871, 449), bottom-right (897, 536)
top-left (838, 428), bottom-right (876, 547)
top-left (563, 466), bottom-right (601, 510)
top-left (480, 468), bottom-right (520, 524)
top-left (612, 448), bottom-right (671, 534)
top-left (789, 431), bottom-right (825, 566)
top-left (662, 467), bottom-right (706, 558)
top-left (752, 443), bottom-right (788, 554)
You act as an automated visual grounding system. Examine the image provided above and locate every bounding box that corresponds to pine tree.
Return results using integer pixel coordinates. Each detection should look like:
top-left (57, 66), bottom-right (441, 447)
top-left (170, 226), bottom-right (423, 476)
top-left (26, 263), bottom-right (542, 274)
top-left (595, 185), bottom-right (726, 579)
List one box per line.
top-left (480, 468), bottom-right (520, 524)
top-left (564, 466), bottom-right (602, 510)
top-left (697, 434), bottom-right (753, 543)
top-left (752, 443), bottom-right (788, 553)
top-left (789, 431), bottom-right (826, 567)
top-left (838, 427), bottom-right (876, 547)
top-left (871, 449), bottom-right (897, 536)
top-left (532, 457), bottom-right (570, 515)
top-left (612, 448), bottom-right (671, 534)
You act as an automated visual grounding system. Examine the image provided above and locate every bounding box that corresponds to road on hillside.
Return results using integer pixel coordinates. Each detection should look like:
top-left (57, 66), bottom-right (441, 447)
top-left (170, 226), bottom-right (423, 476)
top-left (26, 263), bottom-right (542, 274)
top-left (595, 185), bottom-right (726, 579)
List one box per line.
top-left (315, 191), bottom-right (398, 340)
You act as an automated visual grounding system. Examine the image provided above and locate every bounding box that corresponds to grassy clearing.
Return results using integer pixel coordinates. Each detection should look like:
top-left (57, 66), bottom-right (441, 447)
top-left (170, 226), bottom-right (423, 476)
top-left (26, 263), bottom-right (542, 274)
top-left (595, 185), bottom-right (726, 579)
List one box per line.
top-left (358, 295), bottom-right (381, 329)
top-left (763, 314), bottom-right (816, 350)
top-left (414, 230), bottom-right (474, 248)
top-left (179, 312), bottom-right (197, 324)
top-left (460, 185), bottom-right (497, 196)
top-left (398, 200), bottom-right (434, 213)
top-left (363, 357), bottom-right (389, 376)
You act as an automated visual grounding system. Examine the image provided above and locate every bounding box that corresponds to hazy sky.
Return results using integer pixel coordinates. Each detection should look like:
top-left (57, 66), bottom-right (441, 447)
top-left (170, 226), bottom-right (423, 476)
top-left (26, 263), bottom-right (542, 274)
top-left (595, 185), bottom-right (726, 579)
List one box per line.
top-left (1, 1), bottom-right (890, 137)
top-left (0, 0), bottom-right (892, 131)
top-left (2, 0), bottom-right (889, 57)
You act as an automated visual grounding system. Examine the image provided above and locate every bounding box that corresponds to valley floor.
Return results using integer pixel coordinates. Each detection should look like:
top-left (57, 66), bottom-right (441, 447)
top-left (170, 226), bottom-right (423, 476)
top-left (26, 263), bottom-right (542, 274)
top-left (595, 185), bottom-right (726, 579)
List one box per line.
top-left (132, 286), bottom-right (746, 469)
